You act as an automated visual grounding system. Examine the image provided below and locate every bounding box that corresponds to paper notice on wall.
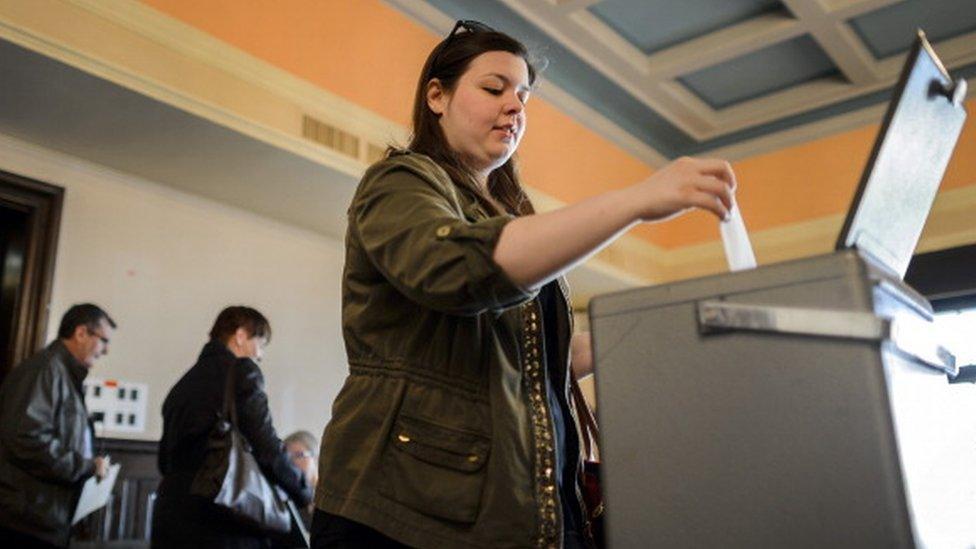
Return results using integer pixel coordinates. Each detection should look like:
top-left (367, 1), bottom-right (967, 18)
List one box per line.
top-left (83, 379), bottom-right (148, 434)
top-left (72, 463), bottom-right (121, 525)
top-left (720, 198), bottom-right (757, 271)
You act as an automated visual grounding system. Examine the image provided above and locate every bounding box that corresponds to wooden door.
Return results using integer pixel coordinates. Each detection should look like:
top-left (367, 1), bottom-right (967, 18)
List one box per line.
top-left (0, 170), bottom-right (63, 381)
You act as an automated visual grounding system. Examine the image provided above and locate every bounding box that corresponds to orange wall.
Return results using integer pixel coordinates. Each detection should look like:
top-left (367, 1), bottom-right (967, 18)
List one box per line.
top-left (651, 99), bottom-right (976, 247)
top-left (141, 0), bottom-right (430, 127)
top-left (140, 0), bottom-right (655, 233)
top-left (658, 125), bottom-right (882, 247)
top-left (140, 0), bottom-right (974, 249)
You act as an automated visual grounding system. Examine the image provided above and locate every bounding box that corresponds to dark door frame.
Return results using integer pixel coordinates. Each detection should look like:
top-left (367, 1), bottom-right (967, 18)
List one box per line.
top-left (0, 169), bottom-right (63, 377)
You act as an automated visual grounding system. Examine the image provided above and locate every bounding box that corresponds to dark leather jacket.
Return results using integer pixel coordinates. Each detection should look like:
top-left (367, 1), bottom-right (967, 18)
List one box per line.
top-left (153, 341), bottom-right (312, 546)
top-left (316, 152), bottom-right (585, 548)
top-left (0, 341), bottom-right (96, 547)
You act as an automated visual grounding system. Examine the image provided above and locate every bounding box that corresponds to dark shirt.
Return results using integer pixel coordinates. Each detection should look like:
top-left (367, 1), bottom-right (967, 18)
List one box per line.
top-left (539, 282), bottom-right (583, 540)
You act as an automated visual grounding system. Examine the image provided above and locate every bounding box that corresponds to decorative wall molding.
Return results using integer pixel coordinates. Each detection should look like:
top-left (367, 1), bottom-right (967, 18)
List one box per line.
top-left (66, 0), bottom-right (410, 149)
top-left (0, 0), bottom-right (367, 178)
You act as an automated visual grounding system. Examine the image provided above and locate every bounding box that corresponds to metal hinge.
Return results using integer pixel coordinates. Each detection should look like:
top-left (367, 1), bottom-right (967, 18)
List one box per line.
top-left (697, 301), bottom-right (957, 377)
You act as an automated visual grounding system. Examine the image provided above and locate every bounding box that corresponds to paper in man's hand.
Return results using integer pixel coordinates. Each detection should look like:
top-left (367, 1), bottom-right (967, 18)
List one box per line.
top-left (72, 463), bottom-right (121, 525)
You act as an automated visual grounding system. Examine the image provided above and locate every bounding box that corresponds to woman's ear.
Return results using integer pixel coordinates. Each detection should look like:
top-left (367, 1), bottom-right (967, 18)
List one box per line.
top-left (232, 327), bottom-right (248, 348)
top-left (426, 79), bottom-right (448, 115)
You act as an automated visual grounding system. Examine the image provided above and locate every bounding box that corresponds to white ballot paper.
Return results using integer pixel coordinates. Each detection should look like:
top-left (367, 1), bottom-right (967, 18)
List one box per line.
top-left (720, 198), bottom-right (757, 271)
top-left (72, 463), bottom-right (121, 525)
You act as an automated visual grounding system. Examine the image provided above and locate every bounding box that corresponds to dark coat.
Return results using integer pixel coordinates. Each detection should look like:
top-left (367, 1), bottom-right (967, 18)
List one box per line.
top-left (0, 341), bottom-right (96, 547)
top-left (152, 340), bottom-right (312, 549)
top-left (316, 152), bottom-right (585, 549)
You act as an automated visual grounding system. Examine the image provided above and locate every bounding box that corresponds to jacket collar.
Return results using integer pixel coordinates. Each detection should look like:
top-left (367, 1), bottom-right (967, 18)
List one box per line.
top-left (51, 339), bottom-right (89, 391)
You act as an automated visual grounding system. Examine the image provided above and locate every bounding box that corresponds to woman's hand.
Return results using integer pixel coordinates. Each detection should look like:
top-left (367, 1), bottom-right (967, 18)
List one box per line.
top-left (624, 157), bottom-right (736, 223)
top-left (493, 155), bottom-right (738, 289)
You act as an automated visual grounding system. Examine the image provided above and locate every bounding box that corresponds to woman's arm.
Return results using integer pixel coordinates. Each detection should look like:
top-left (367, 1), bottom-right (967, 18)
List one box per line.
top-left (571, 331), bottom-right (593, 380)
top-left (494, 157), bottom-right (736, 289)
top-left (353, 163), bottom-right (535, 315)
top-left (234, 360), bottom-right (313, 506)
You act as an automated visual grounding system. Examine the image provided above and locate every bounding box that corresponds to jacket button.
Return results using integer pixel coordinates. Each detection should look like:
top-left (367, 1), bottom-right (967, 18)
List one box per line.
top-left (435, 225), bottom-right (451, 238)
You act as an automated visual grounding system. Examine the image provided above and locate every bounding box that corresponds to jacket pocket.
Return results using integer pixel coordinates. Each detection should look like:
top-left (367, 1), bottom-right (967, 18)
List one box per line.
top-left (380, 413), bottom-right (490, 523)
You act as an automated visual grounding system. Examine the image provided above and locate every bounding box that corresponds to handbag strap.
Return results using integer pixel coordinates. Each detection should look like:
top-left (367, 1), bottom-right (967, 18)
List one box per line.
top-left (222, 360), bottom-right (239, 427)
top-left (570, 375), bottom-right (599, 461)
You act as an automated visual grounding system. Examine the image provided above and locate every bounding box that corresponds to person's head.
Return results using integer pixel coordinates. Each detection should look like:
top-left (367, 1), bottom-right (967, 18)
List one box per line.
top-left (409, 20), bottom-right (540, 216)
top-left (209, 306), bottom-right (271, 362)
top-left (284, 430), bottom-right (318, 470)
top-left (57, 303), bottom-right (116, 369)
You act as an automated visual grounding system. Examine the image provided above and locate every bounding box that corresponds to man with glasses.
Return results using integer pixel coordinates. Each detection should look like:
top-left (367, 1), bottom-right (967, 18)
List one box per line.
top-left (0, 303), bottom-right (116, 548)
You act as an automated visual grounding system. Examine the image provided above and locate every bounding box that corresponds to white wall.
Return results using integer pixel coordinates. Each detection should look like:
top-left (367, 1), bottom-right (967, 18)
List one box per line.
top-left (0, 133), bottom-right (348, 441)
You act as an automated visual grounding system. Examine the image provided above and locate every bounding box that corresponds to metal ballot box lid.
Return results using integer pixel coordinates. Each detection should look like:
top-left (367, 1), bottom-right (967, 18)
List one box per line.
top-left (836, 31), bottom-right (967, 278)
top-left (590, 33), bottom-right (972, 549)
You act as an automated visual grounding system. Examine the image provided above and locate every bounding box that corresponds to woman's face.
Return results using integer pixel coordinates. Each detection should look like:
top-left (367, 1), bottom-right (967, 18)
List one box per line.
top-left (428, 51), bottom-right (531, 180)
top-left (229, 327), bottom-right (267, 362)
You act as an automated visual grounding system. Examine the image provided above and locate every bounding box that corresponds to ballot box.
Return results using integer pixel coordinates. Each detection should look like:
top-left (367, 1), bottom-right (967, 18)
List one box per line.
top-left (591, 250), bottom-right (976, 547)
top-left (589, 33), bottom-right (972, 548)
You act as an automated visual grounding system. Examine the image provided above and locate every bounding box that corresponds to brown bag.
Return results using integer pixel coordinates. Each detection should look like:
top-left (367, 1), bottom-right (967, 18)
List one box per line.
top-left (571, 377), bottom-right (605, 548)
top-left (190, 364), bottom-right (292, 533)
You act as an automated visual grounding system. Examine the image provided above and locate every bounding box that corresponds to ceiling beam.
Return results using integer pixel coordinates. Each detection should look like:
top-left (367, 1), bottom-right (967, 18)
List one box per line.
top-left (644, 11), bottom-right (804, 79)
top-left (780, 0), bottom-right (879, 85)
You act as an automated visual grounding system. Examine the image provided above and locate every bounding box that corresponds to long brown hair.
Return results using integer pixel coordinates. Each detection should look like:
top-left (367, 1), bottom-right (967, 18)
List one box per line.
top-left (403, 22), bottom-right (540, 216)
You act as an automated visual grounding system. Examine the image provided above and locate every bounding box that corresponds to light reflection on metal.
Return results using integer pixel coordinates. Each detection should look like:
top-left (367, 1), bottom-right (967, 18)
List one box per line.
top-left (697, 300), bottom-right (957, 376)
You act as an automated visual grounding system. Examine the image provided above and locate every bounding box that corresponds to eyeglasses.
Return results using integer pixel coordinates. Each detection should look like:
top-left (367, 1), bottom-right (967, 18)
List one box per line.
top-left (86, 328), bottom-right (109, 345)
top-left (289, 450), bottom-right (314, 460)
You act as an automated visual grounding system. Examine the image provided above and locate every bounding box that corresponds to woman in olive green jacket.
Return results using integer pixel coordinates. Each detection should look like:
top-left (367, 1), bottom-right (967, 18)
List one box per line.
top-left (311, 20), bottom-right (737, 549)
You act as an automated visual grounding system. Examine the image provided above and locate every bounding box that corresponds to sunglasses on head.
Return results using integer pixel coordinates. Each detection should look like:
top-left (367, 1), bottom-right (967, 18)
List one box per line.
top-left (429, 20), bottom-right (496, 71)
top-left (446, 19), bottom-right (495, 40)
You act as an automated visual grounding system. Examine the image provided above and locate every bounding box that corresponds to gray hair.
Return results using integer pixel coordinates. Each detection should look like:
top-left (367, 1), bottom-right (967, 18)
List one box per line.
top-left (284, 430), bottom-right (318, 456)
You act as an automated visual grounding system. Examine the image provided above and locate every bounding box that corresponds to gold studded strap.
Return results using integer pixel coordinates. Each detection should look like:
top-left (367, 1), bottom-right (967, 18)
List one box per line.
top-left (521, 299), bottom-right (560, 548)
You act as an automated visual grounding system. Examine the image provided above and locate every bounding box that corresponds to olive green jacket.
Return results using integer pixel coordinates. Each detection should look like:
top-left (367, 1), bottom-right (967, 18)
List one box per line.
top-left (316, 151), bottom-right (583, 548)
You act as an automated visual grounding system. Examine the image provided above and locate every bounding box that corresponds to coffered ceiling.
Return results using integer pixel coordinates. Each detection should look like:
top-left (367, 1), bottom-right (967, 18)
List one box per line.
top-left (390, 0), bottom-right (976, 164)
